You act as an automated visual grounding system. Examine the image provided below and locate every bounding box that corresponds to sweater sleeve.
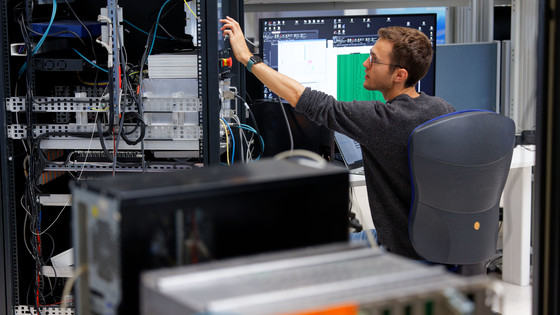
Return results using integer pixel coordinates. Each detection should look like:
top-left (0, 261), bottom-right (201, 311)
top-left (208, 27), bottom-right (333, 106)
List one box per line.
top-left (295, 87), bottom-right (386, 138)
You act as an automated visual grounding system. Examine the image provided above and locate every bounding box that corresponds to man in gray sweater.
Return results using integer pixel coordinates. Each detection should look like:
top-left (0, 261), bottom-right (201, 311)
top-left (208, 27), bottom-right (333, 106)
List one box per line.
top-left (221, 17), bottom-right (455, 259)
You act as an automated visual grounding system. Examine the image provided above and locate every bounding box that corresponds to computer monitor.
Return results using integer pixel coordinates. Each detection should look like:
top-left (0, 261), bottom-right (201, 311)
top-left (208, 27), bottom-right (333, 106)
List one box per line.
top-left (258, 13), bottom-right (437, 101)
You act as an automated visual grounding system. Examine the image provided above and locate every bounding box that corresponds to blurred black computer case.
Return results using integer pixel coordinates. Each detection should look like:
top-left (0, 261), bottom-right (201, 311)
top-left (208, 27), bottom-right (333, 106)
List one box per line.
top-left (71, 158), bottom-right (349, 314)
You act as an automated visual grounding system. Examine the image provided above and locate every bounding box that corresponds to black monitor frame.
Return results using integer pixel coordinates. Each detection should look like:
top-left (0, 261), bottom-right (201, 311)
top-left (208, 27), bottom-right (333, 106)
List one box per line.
top-left (256, 13), bottom-right (437, 101)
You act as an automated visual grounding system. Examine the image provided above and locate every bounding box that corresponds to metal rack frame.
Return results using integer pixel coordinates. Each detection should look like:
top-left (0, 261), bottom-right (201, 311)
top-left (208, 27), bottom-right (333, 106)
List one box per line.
top-left (0, 0), bottom-right (245, 313)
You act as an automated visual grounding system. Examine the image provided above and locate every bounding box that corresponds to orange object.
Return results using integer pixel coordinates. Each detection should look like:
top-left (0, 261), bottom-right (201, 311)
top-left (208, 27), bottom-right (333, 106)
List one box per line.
top-left (39, 149), bottom-right (65, 185)
top-left (277, 303), bottom-right (359, 315)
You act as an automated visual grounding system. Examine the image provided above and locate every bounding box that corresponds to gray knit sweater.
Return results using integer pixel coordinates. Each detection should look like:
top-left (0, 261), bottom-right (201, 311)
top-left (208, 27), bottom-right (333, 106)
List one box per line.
top-left (296, 87), bottom-right (455, 259)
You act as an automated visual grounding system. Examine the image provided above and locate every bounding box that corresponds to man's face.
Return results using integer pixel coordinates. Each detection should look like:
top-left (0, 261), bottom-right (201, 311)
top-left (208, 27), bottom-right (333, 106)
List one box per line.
top-left (362, 38), bottom-right (397, 92)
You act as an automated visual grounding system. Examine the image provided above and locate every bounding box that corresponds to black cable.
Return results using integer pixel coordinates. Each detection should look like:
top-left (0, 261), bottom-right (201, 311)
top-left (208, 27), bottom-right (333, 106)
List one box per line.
top-left (94, 121), bottom-right (146, 167)
top-left (96, 119), bottom-right (115, 162)
top-left (107, 65), bottom-right (116, 126)
top-left (157, 23), bottom-right (194, 44)
top-left (117, 22), bottom-right (148, 169)
top-left (119, 113), bottom-right (146, 146)
top-left (244, 90), bottom-right (255, 104)
top-left (21, 5), bottom-right (44, 312)
top-left (135, 13), bottom-right (160, 169)
top-left (114, 40), bottom-right (128, 171)
top-left (39, 232), bottom-right (58, 301)
top-left (63, 0), bottom-right (98, 62)
top-left (17, 8), bottom-right (47, 310)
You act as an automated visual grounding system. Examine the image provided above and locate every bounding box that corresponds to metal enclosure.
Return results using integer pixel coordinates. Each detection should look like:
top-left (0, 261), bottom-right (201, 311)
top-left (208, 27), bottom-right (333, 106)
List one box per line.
top-left (71, 158), bottom-right (349, 314)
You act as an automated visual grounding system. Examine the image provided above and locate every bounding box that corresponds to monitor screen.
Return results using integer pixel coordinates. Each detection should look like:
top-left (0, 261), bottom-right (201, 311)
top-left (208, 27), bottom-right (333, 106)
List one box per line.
top-left (258, 14), bottom-right (437, 101)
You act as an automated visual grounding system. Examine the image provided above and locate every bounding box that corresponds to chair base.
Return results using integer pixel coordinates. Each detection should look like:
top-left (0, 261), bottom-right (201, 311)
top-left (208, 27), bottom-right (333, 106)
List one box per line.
top-left (418, 260), bottom-right (488, 276)
top-left (457, 262), bottom-right (487, 276)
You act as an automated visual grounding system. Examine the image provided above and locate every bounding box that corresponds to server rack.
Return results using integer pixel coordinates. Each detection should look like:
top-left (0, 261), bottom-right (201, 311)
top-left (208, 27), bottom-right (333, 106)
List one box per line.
top-left (0, 0), bottom-right (245, 313)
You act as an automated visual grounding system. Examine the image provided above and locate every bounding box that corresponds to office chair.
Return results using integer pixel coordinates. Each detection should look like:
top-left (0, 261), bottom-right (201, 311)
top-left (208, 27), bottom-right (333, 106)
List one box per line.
top-left (407, 110), bottom-right (515, 276)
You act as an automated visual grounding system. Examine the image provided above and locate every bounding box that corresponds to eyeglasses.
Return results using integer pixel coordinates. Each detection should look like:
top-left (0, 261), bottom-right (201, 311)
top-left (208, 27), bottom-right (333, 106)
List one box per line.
top-left (369, 50), bottom-right (403, 68)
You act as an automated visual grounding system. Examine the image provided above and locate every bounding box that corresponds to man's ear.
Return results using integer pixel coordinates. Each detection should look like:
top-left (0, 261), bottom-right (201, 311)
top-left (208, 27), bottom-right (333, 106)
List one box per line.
top-left (393, 68), bottom-right (408, 85)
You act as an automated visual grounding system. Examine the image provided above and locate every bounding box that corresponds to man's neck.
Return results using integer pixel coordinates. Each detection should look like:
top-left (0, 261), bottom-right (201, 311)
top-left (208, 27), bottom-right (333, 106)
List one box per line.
top-left (384, 86), bottom-right (420, 102)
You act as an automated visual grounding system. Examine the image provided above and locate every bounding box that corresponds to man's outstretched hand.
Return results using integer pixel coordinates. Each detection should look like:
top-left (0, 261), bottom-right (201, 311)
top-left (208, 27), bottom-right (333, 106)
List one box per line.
top-left (220, 16), bottom-right (252, 66)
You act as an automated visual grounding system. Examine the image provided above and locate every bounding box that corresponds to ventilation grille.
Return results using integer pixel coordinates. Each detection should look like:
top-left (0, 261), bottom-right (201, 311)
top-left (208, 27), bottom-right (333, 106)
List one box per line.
top-left (92, 221), bottom-right (118, 282)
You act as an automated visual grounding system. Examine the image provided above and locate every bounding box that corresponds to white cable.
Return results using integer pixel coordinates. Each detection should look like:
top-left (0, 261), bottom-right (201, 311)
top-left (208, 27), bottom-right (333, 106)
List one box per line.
top-left (237, 97), bottom-right (260, 161)
top-left (61, 265), bottom-right (88, 310)
top-left (30, 199), bottom-right (70, 237)
top-left (96, 14), bottom-right (113, 68)
top-left (21, 196), bottom-right (35, 259)
top-left (20, 194), bottom-right (31, 218)
top-left (77, 111), bottom-right (99, 180)
top-left (95, 38), bottom-right (111, 54)
top-left (231, 115), bottom-right (252, 163)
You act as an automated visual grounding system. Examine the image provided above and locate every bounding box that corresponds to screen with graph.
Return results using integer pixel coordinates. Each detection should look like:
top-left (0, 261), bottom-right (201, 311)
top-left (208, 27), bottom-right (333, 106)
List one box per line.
top-left (258, 14), bottom-right (437, 102)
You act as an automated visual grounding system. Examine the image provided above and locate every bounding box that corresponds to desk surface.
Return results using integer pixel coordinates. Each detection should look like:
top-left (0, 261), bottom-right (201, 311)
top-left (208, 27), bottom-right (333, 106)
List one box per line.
top-left (350, 174), bottom-right (366, 187)
top-left (511, 145), bottom-right (535, 168)
top-left (502, 145), bottom-right (535, 286)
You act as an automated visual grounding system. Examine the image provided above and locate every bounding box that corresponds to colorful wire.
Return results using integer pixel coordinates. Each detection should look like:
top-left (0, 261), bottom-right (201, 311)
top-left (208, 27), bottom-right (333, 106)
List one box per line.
top-left (183, 0), bottom-right (200, 20)
top-left (147, 0), bottom-right (172, 57)
top-left (220, 118), bottom-right (236, 165)
top-left (72, 48), bottom-right (108, 73)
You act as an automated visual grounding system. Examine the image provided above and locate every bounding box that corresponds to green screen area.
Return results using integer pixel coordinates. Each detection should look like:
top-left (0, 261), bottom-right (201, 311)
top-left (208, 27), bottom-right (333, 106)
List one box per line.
top-left (337, 53), bottom-right (385, 103)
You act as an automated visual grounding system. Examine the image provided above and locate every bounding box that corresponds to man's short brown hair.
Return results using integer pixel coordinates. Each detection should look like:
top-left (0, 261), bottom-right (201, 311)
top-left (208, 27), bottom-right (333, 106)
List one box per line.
top-left (378, 26), bottom-right (433, 88)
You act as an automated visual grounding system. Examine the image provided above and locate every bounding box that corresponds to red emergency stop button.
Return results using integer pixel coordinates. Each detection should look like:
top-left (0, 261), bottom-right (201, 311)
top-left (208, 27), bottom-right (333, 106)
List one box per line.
top-left (220, 57), bottom-right (233, 67)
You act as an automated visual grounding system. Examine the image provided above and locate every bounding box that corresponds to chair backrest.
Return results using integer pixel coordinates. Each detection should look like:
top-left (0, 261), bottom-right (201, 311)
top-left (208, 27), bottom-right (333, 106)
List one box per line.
top-left (407, 110), bottom-right (515, 265)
